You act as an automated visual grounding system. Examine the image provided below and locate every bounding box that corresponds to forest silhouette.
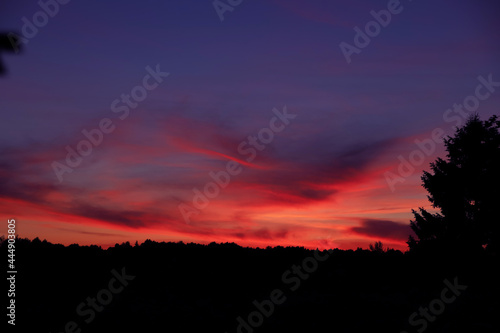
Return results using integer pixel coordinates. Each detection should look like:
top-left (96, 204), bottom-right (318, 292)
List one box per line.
top-left (2, 116), bottom-right (499, 332)
top-left (3, 235), bottom-right (498, 332)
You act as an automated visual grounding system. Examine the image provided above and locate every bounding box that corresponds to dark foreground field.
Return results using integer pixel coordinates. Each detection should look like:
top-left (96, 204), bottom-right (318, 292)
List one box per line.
top-left (5, 238), bottom-right (499, 333)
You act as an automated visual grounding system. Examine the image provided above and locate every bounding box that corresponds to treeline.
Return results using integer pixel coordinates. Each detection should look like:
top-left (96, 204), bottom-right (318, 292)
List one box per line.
top-left (3, 237), bottom-right (498, 332)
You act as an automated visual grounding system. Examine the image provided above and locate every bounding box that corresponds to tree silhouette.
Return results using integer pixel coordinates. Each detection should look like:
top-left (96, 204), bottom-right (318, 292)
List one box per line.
top-left (408, 114), bottom-right (500, 254)
top-left (0, 32), bottom-right (21, 75)
top-left (369, 241), bottom-right (385, 253)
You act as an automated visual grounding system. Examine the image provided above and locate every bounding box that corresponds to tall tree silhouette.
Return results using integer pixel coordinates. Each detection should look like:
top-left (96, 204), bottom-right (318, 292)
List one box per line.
top-left (408, 114), bottom-right (500, 254)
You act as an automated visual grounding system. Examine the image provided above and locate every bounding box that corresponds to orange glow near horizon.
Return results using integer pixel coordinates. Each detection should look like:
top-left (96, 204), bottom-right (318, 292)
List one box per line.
top-left (0, 139), bottom-right (433, 253)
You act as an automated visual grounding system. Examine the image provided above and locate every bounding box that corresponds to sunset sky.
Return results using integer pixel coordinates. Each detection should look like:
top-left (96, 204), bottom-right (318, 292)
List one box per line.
top-left (1, 0), bottom-right (499, 251)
